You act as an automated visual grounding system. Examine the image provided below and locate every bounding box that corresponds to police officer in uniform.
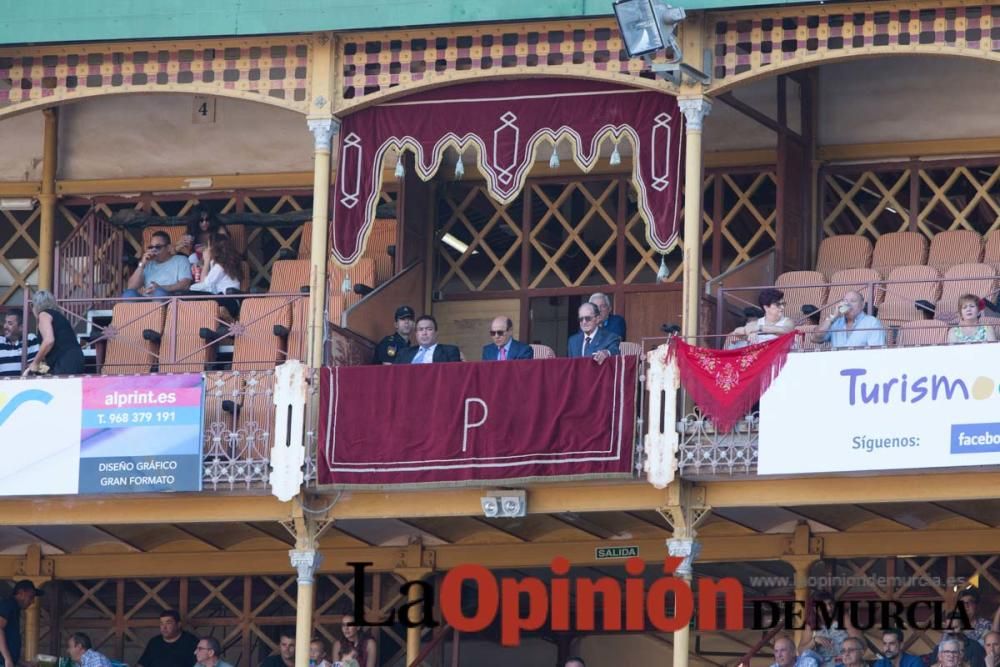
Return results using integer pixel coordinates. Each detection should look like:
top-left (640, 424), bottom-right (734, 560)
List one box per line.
top-left (373, 305), bottom-right (415, 364)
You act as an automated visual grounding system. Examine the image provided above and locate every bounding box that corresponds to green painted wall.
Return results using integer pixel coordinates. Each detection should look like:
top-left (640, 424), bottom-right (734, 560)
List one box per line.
top-left (2, 0), bottom-right (807, 45)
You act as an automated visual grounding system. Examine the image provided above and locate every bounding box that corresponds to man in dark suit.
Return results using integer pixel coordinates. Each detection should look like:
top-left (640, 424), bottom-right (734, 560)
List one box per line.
top-left (590, 292), bottom-right (627, 340)
top-left (567, 302), bottom-right (620, 364)
top-left (394, 315), bottom-right (462, 364)
top-left (482, 316), bottom-right (533, 361)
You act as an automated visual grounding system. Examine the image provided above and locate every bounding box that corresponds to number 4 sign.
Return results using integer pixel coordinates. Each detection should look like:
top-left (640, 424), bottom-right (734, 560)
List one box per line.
top-left (192, 95), bottom-right (216, 123)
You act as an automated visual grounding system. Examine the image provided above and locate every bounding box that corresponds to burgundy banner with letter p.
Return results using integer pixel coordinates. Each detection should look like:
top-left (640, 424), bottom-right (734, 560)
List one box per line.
top-left (318, 356), bottom-right (638, 488)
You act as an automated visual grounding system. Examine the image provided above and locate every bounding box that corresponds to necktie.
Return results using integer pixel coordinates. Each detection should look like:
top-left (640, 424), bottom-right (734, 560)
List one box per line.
top-left (413, 347), bottom-right (429, 364)
top-left (584, 336), bottom-right (592, 356)
top-left (499, 346), bottom-right (507, 361)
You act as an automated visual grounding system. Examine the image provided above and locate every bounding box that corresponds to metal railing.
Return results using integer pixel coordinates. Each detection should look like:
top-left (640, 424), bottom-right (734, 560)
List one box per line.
top-left (671, 327), bottom-right (1000, 478)
top-left (716, 273), bottom-right (1000, 340)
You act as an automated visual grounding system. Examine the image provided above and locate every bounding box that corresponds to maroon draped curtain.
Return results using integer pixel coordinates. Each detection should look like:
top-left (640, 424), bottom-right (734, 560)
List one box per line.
top-left (330, 78), bottom-right (683, 265)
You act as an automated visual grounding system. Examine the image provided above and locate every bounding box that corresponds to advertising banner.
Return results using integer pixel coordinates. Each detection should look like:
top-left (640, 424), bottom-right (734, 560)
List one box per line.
top-left (758, 345), bottom-right (1000, 475)
top-left (318, 356), bottom-right (637, 487)
top-left (0, 374), bottom-right (204, 495)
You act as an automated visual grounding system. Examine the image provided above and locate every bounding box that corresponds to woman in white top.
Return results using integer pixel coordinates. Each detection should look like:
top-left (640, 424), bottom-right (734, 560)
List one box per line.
top-left (729, 288), bottom-right (795, 347)
top-left (187, 235), bottom-right (242, 318)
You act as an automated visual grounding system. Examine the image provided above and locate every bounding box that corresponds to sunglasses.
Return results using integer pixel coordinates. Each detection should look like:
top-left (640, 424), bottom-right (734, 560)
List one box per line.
top-left (147, 244), bottom-right (166, 250)
top-left (489, 330), bottom-right (508, 337)
top-left (579, 315), bottom-right (594, 322)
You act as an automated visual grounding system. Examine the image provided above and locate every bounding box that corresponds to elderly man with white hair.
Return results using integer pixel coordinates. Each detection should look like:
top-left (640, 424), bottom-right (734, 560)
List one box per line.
top-left (589, 292), bottom-right (627, 340)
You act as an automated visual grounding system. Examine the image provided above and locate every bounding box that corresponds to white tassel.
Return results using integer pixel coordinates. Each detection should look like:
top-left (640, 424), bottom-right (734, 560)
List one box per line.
top-left (455, 155), bottom-right (465, 179)
top-left (341, 274), bottom-right (352, 294)
top-left (549, 148), bottom-right (560, 169)
top-left (610, 142), bottom-right (622, 166)
top-left (657, 254), bottom-right (669, 282)
top-left (394, 159), bottom-right (405, 179)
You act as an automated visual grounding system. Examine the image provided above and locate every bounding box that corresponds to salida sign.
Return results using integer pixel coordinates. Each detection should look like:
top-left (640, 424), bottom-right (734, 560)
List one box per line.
top-left (346, 559), bottom-right (974, 646)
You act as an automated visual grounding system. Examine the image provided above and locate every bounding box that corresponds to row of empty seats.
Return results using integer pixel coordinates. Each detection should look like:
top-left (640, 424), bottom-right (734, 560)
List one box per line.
top-left (815, 229), bottom-right (1000, 279)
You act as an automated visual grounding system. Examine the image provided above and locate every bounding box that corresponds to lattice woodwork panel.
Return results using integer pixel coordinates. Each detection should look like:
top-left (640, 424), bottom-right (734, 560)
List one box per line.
top-left (47, 572), bottom-right (413, 667)
top-left (710, 4), bottom-right (1000, 90)
top-left (528, 180), bottom-right (620, 289)
top-left (339, 20), bottom-right (670, 105)
top-left (624, 176), bottom-right (713, 284)
top-left (918, 163), bottom-right (1000, 237)
top-left (435, 183), bottom-right (523, 293)
top-left (0, 38), bottom-right (310, 117)
top-left (822, 168), bottom-right (913, 241)
top-left (0, 207), bottom-right (40, 306)
top-left (714, 170), bottom-right (777, 274)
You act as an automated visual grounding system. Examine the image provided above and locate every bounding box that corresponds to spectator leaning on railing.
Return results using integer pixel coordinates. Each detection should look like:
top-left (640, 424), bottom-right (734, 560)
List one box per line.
top-left (568, 302), bottom-right (620, 365)
top-left (812, 290), bottom-right (886, 349)
top-left (22, 291), bottom-right (84, 377)
top-left (0, 310), bottom-right (39, 377)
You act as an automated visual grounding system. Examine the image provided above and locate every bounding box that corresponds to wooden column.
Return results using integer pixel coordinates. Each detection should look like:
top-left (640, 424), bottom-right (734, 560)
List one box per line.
top-left (678, 97), bottom-right (712, 341)
top-left (38, 108), bottom-right (59, 291)
top-left (306, 32), bottom-right (339, 368)
top-left (291, 549), bottom-right (322, 667)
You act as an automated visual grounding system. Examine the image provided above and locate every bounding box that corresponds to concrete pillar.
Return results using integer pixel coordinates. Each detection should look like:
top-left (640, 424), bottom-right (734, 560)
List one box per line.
top-left (38, 108), bottom-right (59, 291)
top-left (290, 549), bottom-right (323, 667)
top-left (306, 118), bottom-right (338, 368)
top-left (677, 97), bottom-right (712, 341)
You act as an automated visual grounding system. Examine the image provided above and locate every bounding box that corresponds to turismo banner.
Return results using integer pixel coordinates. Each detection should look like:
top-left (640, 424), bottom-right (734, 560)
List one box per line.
top-left (758, 345), bottom-right (1000, 475)
top-left (0, 374), bottom-right (204, 495)
top-left (317, 356), bottom-right (638, 487)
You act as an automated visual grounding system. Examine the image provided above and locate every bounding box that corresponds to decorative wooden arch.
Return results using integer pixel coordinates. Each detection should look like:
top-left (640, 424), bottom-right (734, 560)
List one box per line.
top-left (0, 35), bottom-right (314, 120)
top-left (705, 0), bottom-right (1000, 94)
top-left (334, 17), bottom-right (680, 114)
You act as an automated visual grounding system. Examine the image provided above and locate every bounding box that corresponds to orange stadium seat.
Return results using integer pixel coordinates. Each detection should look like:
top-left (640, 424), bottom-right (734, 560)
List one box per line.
top-left (871, 231), bottom-right (928, 277)
top-left (878, 265), bottom-right (941, 327)
top-left (826, 268), bottom-right (882, 308)
top-left (815, 235), bottom-right (872, 280)
top-left (530, 344), bottom-right (556, 359)
top-left (158, 300), bottom-right (220, 373)
top-left (894, 319), bottom-right (949, 347)
top-left (100, 302), bottom-right (166, 375)
top-left (775, 271), bottom-right (828, 322)
top-left (927, 229), bottom-right (983, 271)
top-left (936, 263), bottom-right (996, 323)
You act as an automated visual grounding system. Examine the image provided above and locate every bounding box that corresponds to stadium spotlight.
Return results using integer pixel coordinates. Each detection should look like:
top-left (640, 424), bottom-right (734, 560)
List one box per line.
top-left (613, 0), bottom-right (711, 85)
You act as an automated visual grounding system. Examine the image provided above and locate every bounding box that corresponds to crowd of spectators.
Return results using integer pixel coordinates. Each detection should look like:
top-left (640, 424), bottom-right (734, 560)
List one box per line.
top-left (727, 287), bottom-right (1000, 350)
top-left (775, 589), bottom-right (1000, 667)
top-left (371, 292), bottom-right (628, 366)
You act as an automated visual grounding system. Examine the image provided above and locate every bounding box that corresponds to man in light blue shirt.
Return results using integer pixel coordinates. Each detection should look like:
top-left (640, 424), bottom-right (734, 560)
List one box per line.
top-left (123, 231), bottom-right (193, 298)
top-left (813, 290), bottom-right (886, 349)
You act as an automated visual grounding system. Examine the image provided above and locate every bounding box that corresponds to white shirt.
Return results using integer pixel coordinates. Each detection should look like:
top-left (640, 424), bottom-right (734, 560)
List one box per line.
top-left (190, 262), bottom-right (240, 295)
top-left (581, 333), bottom-right (594, 356)
top-left (412, 344), bottom-right (437, 364)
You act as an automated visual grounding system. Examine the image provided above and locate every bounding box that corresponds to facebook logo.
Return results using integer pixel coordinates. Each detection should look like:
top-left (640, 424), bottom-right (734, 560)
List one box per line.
top-left (952, 423), bottom-right (1000, 453)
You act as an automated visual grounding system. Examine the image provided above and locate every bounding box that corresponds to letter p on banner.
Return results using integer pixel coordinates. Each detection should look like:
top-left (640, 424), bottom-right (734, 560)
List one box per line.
top-left (462, 397), bottom-right (488, 453)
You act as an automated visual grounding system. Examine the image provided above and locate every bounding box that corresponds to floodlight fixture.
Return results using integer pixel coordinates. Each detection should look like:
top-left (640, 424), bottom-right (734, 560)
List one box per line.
top-left (613, 0), bottom-right (685, 61)
top-left (613, 0), bottom-right (712, 85)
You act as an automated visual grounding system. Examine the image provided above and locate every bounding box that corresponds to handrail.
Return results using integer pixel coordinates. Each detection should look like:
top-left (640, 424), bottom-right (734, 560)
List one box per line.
top-left (407, 623), bottom-right (456, 667)
top-left (733, 624), bottom-right (783, 667)
top-left (718, 273), bottom-right (1000, 330)
top-left (342, 259), bottom-right (422, 326)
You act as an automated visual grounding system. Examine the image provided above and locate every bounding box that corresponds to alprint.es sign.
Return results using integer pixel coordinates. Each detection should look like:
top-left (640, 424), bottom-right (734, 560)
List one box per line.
top-left (0, 374), bottom-right (204, 495)
top-left (595, 546), bottom-right (639, 560)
